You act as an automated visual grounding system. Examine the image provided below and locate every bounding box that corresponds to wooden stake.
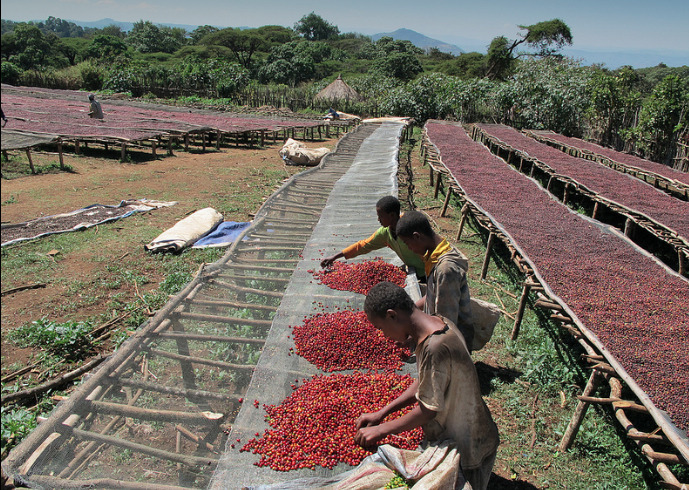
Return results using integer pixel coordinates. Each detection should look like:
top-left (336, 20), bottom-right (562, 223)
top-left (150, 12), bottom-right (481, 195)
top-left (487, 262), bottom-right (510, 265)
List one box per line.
top-left (441, 187), bottom-right (453, 217)
top-left (456, 204), bottom-right (470, 241)
top-left (480, 232), bottom-right (495, 280)
top-left (511, 282), bottom-right (531, 340)
top-left (559, 370), bottom-right (601, 451)
top-left (25, 148), bottom-right (36, 174)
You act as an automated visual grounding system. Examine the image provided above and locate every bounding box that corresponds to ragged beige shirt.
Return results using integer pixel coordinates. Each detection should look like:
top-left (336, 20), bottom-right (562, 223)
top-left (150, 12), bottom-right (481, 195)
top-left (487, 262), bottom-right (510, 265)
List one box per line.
top-left (416, 320), bottom-right (499, 470)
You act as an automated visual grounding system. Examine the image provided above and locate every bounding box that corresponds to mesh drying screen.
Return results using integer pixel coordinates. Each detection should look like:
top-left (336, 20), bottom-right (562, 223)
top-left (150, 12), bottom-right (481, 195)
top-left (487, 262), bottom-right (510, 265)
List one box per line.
top-left (3, 121), bottom-right (420, 490)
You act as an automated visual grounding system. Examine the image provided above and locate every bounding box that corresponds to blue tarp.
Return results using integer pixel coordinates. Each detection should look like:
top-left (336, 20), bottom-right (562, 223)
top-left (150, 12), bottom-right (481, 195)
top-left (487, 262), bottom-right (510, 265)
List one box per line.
top-left (192, 221), bottom-right (252, 248)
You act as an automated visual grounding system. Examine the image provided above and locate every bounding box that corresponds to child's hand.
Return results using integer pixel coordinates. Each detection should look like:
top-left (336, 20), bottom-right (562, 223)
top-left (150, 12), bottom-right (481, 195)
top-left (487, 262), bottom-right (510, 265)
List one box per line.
top-left (355, 411), bottom-right (383, 430)
top-left (354, 424), bottom-right (385, 448)
top-left (320, 255), bottom-right (337, 268)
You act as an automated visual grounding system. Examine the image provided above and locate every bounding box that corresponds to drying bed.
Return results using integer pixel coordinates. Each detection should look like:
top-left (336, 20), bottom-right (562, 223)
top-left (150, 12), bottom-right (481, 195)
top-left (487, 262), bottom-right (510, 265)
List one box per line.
top-left (525, 130), bottom-right (689, 188)
top-left (1, 92), bottom-right (326, 139)
top-left (3, 121), bottom-right (418, 489)
top-left (424, 120), bottom-right (688, 486)
top-left (475, 124), bottom-right (689, 240)
top-left (426, 120), bottom-right (689, 433)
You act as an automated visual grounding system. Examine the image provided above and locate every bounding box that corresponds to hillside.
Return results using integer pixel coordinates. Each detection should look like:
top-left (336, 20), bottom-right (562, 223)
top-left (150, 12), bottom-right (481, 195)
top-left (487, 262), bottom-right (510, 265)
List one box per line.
top-left (371, 28), bottom-right (464, 55)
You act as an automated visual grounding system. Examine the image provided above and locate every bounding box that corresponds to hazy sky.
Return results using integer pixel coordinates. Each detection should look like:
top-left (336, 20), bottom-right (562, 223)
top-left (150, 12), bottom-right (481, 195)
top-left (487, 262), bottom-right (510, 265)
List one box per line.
top-left (3, 0), bottom-right (689, 53)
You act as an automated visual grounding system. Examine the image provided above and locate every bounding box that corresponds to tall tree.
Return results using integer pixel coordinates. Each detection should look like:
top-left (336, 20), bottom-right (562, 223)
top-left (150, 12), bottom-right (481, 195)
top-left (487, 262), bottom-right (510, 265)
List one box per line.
top-left (486, 19), bottom-right (573, 79)
top-left (201, 28), bottom-right (266, 69)
top-left (294, 12), bottom-right (339, 41)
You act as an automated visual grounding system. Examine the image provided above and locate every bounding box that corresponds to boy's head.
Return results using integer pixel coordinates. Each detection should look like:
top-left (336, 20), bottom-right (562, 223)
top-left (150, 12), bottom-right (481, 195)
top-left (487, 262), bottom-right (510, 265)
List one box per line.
top-left (364, 281), bottom-right (415, 343)
top-left (375, 196), bottom-right (401, 229)
top-left (395, 210), bottom-right (435, 255)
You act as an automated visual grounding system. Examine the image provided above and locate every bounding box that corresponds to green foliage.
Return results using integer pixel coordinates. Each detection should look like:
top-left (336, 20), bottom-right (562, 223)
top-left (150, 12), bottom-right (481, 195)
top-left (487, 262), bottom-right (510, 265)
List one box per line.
top-left (85, 34), bottom-right (128, 61)
top-left (507, 57), bottom-right (593, 134)
top-left (28, 16), bottom-right (93, 38)
top-left (8, 317), bottom-right (96, 360)
top-left (486, 36), bottom-right (514, 80)
top-left (258, 40), bottom-right (343, 85)
top-left (1, 407), bottom-right (37, 451)
top-left (126, 20), bottom-right (185, 54)
top-left (623, 74), bottom-right (689, 163)
top-left (201, 28), bottom-right (266, 69)
top-left (79, 60), bottom-right (105, 90)
top-left (294, 12), bottom-right (339, 41)
top-left (1, 60), bottom-right (22, 85)
top-left (103, 58), bottom-right (248, 97)
top-left (586, 68), bottom-right (642, 146)
top-left (520, 18), bottom-right (573, 56)
top-left (3, 23), bottom-right (53, 69)
top-left (189, 25), bottom-right (220, 45)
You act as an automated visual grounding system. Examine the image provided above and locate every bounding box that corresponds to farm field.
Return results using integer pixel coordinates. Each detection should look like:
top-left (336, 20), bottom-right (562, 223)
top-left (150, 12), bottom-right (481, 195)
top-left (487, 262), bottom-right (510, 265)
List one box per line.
top-left (0, 115), bottom-right (679, 489)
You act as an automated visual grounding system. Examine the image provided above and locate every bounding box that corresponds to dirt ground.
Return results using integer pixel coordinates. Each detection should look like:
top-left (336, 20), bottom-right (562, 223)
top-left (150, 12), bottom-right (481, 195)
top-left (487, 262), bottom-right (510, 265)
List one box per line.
top-left (1, 140), bottom-right (333, 375)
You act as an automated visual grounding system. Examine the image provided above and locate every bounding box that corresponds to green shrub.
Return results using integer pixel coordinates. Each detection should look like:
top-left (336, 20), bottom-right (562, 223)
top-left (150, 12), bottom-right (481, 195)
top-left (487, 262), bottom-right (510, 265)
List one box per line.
top-left (8, 318), bottom-right (95, 360)
top-left (1, 61), bottom-right (23, 85)
top-left (1, 407), bottom-right (37, 451)
top-left (79, 61), bottom-right (105, 90)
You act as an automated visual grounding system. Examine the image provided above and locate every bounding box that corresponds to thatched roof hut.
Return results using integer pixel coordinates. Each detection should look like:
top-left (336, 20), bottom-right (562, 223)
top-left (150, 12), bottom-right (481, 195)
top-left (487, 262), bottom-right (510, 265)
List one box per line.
top-left (314, 75), bottom-right (363, 103)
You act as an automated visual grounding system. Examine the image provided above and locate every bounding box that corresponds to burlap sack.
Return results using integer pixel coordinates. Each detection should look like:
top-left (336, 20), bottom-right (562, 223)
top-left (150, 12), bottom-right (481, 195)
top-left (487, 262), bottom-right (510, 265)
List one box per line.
top-left (470, 297), bottom-right (501, 351)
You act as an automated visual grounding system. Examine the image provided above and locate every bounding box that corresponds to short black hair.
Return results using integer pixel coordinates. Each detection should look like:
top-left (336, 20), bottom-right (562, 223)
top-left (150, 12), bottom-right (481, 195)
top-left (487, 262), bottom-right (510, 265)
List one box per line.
top-left (376, 196), bottom-right (401, 215)
top-left (395, 210), bottom-right (433, 238)
top-left (364, 281), bottom-right (415, 319)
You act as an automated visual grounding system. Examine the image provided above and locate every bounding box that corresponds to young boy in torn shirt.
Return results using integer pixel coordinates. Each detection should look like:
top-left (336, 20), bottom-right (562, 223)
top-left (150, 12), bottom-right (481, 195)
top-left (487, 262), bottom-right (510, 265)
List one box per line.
top-left (355, 281), bottom-right (499, 490)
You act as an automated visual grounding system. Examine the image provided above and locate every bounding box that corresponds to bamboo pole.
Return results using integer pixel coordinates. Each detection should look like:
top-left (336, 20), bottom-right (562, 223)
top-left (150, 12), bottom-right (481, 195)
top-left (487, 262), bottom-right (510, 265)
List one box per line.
top-left (148, 348), bottom-right (256, 371)
top-left (116, 378), bottom-right (240, 401)
top-left (174, 311), bottom-right (272, 326)
top-left (68, 427), bottom-right (218, 467)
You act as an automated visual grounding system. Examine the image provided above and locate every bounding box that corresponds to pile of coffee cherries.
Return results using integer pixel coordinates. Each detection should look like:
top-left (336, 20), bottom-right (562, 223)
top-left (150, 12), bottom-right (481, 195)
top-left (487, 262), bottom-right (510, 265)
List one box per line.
top-left (314, 259), bottom-right (407, 295)
top-left (292, 310), bottom-right (410, 372)
top-left (241, 371), bottom-right (423, 471)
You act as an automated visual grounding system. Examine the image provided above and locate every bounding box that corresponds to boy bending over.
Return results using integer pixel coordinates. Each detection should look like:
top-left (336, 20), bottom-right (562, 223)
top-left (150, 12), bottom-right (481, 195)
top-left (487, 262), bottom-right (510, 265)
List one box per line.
top-left (320, 196), bottom-right (426, 281)
top-left (356, 281), bottom-right (499, 490)
top-left (396, 210), bottom-right (475, 348)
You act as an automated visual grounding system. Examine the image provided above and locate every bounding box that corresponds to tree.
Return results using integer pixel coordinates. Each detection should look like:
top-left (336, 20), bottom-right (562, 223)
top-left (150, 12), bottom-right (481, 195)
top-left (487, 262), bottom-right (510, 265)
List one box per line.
top-left (85, 35), bottom-right (128, 61)
top-left (190, 25), bottom-right (219, 45)
top-left (486, 19), bottom-right (573, 79)
top-left (94, 25), bottom-right (126, 39)
top-left (201, 28), bottom-right (266, 69)
top-left (294, 12), bottom-right (339, 41)
top-left (126, 20), bottom-right (184, 54)
top-left (371, 37), bottom-right (423, 81)
top-left (2, 24), bottom-right (52, 69)
top-left (625, 75), bottom-right (688, 163)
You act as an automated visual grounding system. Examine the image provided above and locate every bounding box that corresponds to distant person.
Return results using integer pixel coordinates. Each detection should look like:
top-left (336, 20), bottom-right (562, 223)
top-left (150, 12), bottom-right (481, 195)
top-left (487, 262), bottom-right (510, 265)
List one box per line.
top-left (88, 94), bottom-right (104, 119)
top-left (1, 106), bottom-right (7, 127)
top-left (327, 107), bottom-right (339, 120)
top-left (320, 196), bottom-right (426, 281)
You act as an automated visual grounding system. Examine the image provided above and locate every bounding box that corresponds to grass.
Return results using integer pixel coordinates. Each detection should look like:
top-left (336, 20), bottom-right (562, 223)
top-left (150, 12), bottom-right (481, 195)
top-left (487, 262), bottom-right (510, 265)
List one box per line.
top-left (405, 126), bottom-right (659, 488)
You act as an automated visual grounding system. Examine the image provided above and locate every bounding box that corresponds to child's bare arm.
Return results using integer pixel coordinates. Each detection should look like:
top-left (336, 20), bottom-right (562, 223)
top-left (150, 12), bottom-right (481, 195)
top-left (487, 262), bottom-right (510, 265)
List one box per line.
top-left (355, 379), bottom-right (419, 431)
top-left (320, 251), bottom-right (345, 268)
